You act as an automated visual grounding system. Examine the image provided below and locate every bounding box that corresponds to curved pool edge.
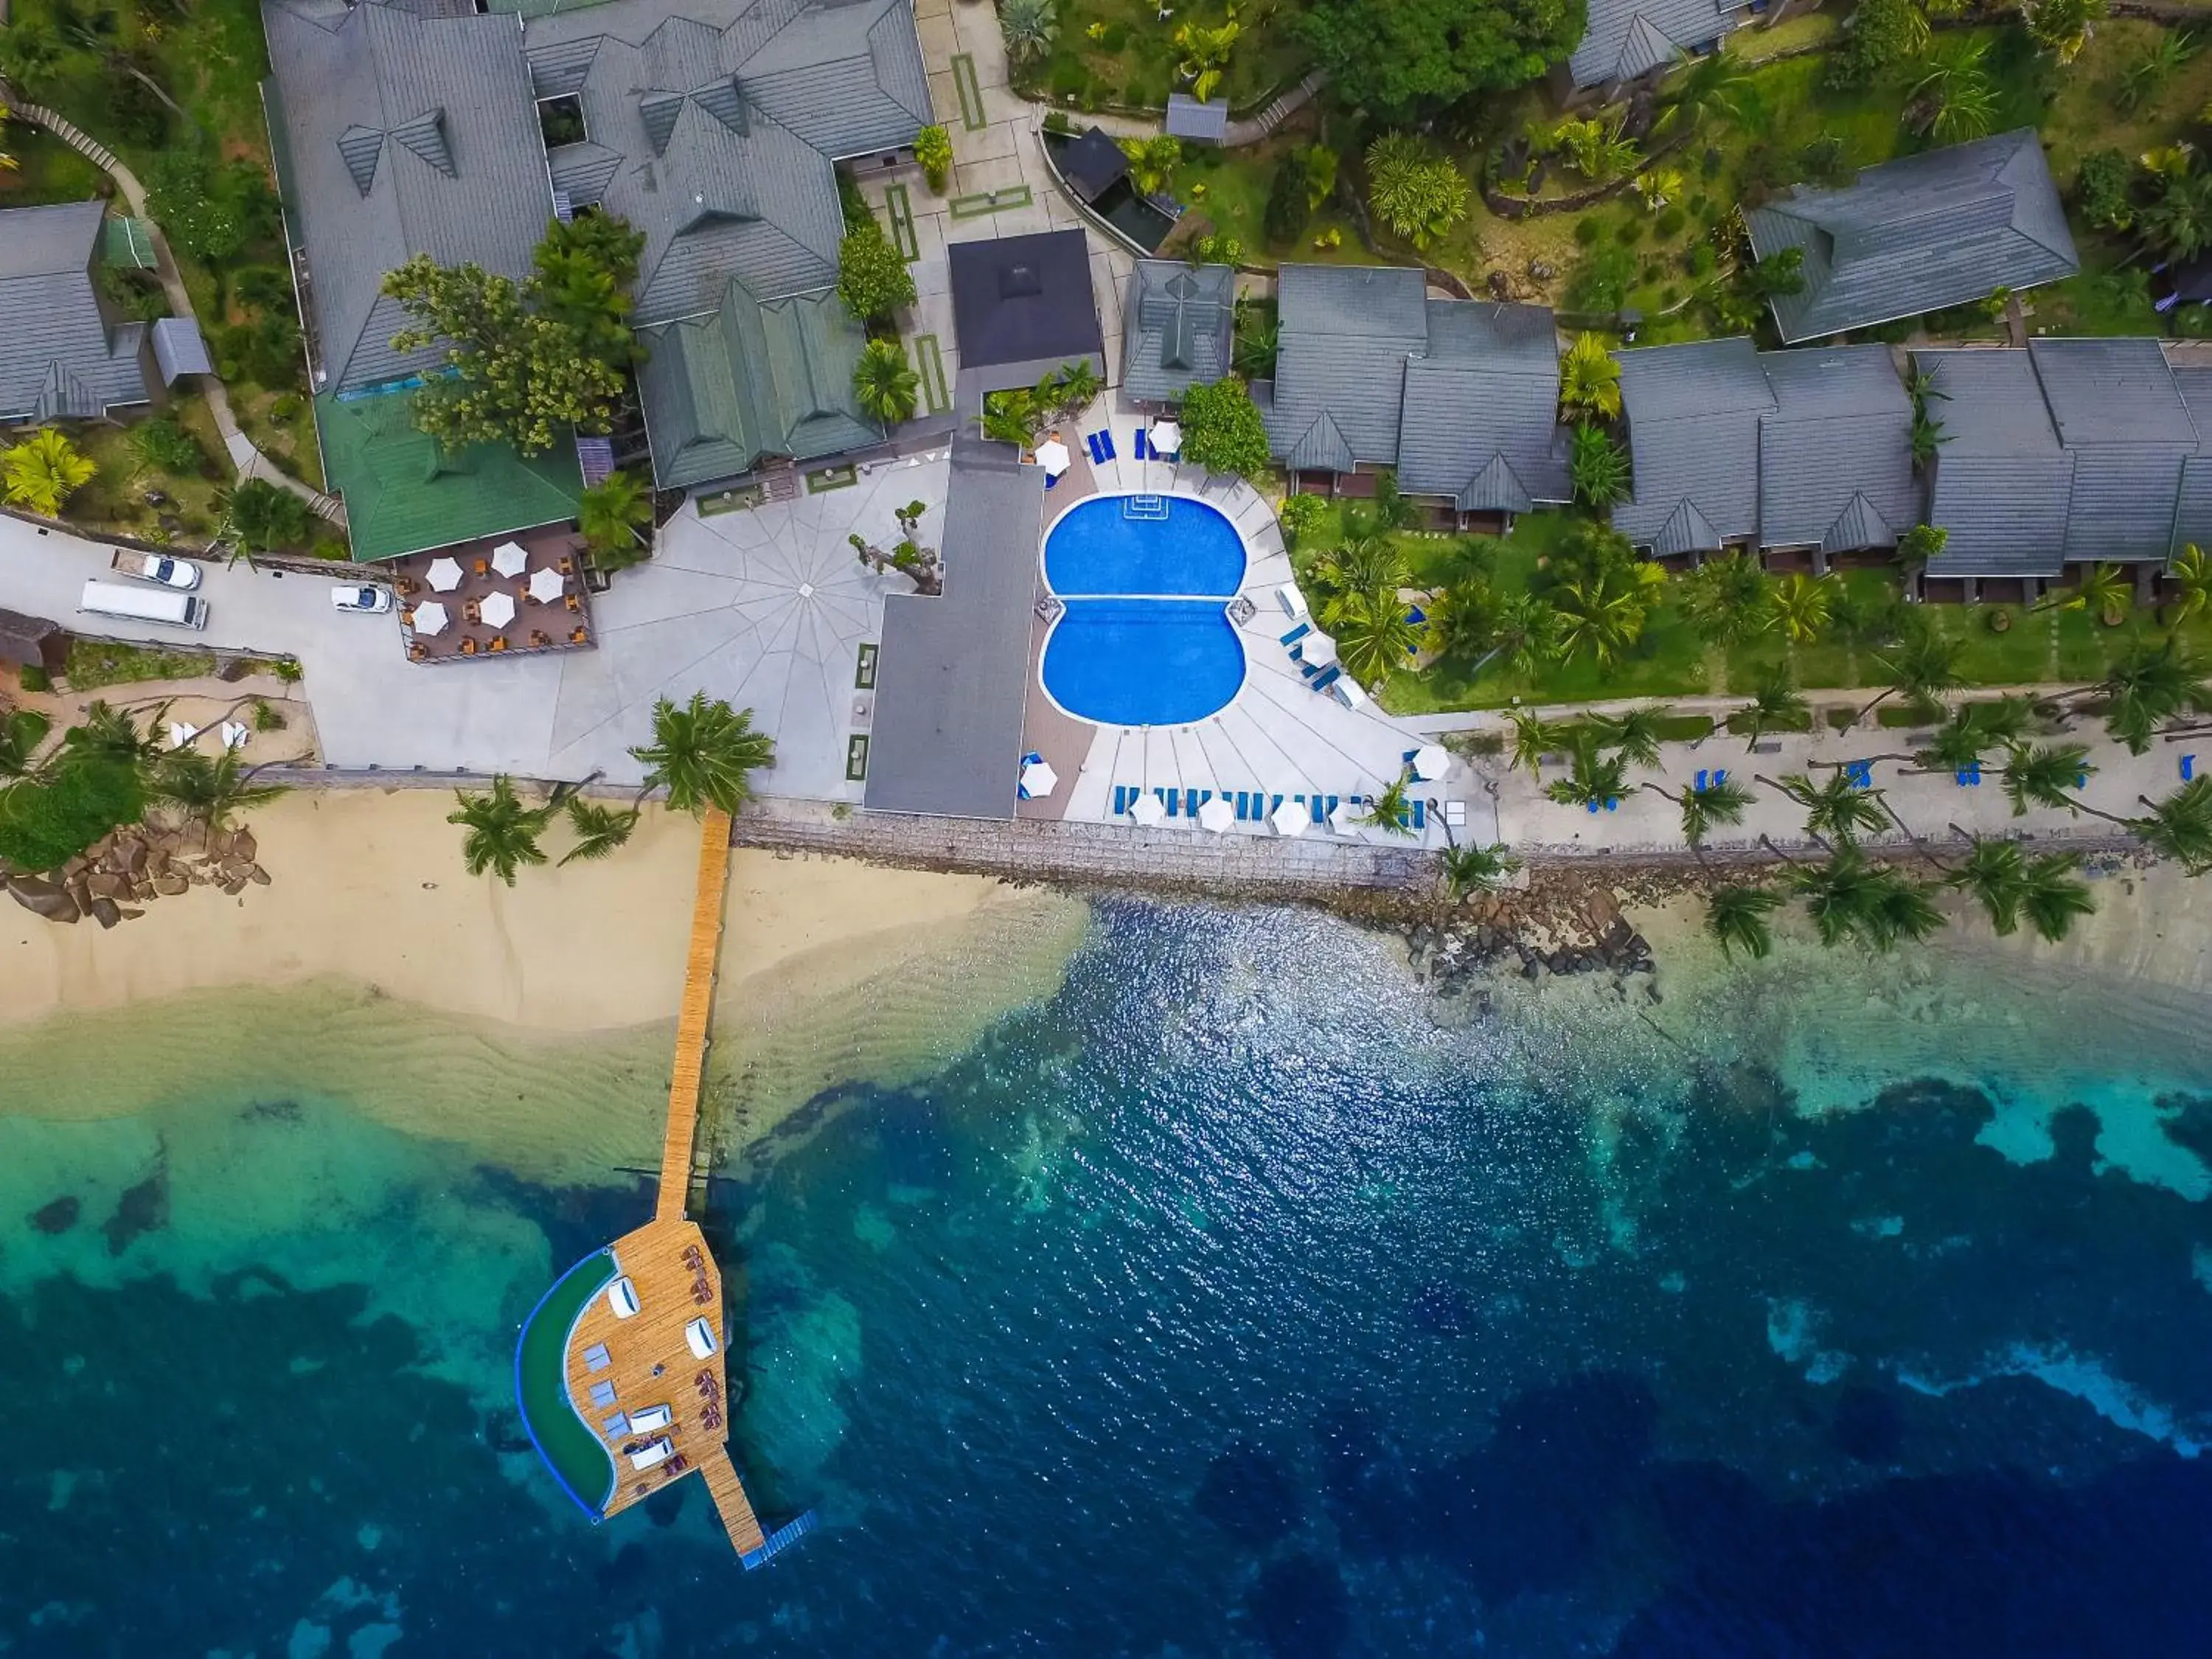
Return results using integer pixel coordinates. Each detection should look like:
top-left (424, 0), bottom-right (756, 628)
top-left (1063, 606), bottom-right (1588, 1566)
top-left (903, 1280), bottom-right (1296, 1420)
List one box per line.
top-left (1038, 488), bottom-right (1251, 600)
top-left (514, 1246), bottom-right (620, 1522)
top-left (1035, 598), bottom-right (1251, 728)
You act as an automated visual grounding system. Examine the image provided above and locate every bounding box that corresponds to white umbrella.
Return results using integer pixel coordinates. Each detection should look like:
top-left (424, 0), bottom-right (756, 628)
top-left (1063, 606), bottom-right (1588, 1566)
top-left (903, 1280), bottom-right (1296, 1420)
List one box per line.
top-left (425, 557), bottom-right (464, 593)
top-left (1329, 801), bottom-right (1363, 835)
top-left (1270, 797), bottom-right (1307, 837)
top-left (490, 540), bottom-right (529, 577)
top-left (411, 600), bottom-right (450, 637)
top-left (1412, 744), bottom-right (1451, 782)
top-left (167, 722), bottom-right (198, 750)
top-left (1298, 631), bottom-right (1337, 667)
top-left (1150, 419), bottom-right (1182, 455)
top-left (528, 566), bottom-right (566, 605)
top-left (1034, 439), bottom-right (1071, 478)
top-left (220, 721), bottom-right (248, 751)
top-left (1020, 758), bottom-right (1059, 798)
top-left (481, 590), bottom-right (518, 630)
top-left (1197, 796), bottom-right (1234, 832)
top-left (1130, 792), bottom-right (1166, 827)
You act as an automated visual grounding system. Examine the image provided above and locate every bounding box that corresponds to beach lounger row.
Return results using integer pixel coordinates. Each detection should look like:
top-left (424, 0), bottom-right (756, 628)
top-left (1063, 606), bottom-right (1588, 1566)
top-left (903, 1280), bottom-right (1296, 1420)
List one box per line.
top-left (1107, 785), bottom-right (1433, 830)
top-left (1693, 768), bottom-right (1731, 790)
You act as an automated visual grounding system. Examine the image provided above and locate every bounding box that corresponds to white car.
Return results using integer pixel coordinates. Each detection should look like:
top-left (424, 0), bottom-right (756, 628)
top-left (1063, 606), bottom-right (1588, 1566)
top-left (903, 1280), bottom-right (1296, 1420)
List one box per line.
top-left (114, 550), bottom-right (201, 590)
top-left (331, 582), bottom-right (394, 614)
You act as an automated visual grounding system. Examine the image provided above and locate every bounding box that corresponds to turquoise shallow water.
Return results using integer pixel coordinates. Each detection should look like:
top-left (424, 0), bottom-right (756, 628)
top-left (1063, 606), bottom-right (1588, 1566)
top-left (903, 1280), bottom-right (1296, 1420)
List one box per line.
top-left (4, 900), bottom-right (2212, 1655)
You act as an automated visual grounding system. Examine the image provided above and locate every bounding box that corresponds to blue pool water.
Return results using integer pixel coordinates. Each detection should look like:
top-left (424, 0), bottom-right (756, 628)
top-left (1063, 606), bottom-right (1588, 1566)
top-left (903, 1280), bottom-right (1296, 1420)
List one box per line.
top-left (1043, 599), bottom-right (1247, 725)
top-left (1041, 493), bottom-right (1249, 725)
top-left (1044, 494), bottom-right (1245, 597)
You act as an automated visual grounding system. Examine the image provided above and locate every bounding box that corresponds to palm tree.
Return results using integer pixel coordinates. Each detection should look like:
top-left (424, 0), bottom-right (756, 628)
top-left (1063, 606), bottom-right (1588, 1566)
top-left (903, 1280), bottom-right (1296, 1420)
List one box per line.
top-left (2130, 776), bottom-right (2212, 872)
top-left (1734, 665), bottom-right (1811, 751)
top-left (1360, 775), bottom-right (1416, 835)
top-left (1315, 535), bottom-right (1411, 624)
top-left (1545, 738), bottom-right (1628, 810)
top-left (1999, 742), bottom-right (2094, 817)
top-left (852, 338), bottom-right (921, 425)
top-left (1678, 552), bottom-right (1773, 645)
top-left (1770, 572), bottom-right (1835, 646)
top-left (1551, 560), bottom-right (1662, 667)
top-left (1491, 592), bottom-right (1563, 678)
top-left (1, 427), bottom-right (95, 518)
top-left (1947, 835), bottom-right (2030, 935)
top-left (2166, 543), bottom-right (2212, 625)
top-left (2143, 164), bottom-right (2212, 262)
top-left (2020, 850), bottom-right (2097, 942)
top-left (2034, 560), bottom-right (2131, 625)
top-left (2022, 0), bottom-right (2104, 64)
top-left (1662, 773), bottom-right (1755, 852)
top-left (998, 0), bottom-right (1056, 65)
top-left (1773, 769), bottom-right (1888, 846)
top-left (1558, 332), bottom-right (1622, 420)
top-left (1592, 703), bottom-right (1672, 769)
top-left (1908, 38), bottom-right (1998, 143)
top-left (1913, 703), bottom-right (2008, 774)
top-left (577, 470), bottom-right (654, 562)
top-left (2089, 636), bottom-right (2212, 752)
top-left (1792, 847), bottom-right (1945, 951)
top-left (630, 693), bottom-right (775, 816)
top-left (1506, 709), bottom-right (1560, 779)
top-left (0, 708), bottom-right (51, 778)
top-left (1049, 358), bottom-right (1103, 411)
top-left (1332, 588), bottom-right (1425, 684)
top-left (1706, 883), bottom-right (1783, 959)
top-left (64, 700), bottom-right (166, 769)
top-left (1568, 422), bottom-right (1631, 507)
top-left (1657, 44), bottom-right (1751, 136)
top-left (978, 390), bottom-right (1039, 448)
top-left (1441, 841), bottom-right (1521, 898)
top-left (1857, 630), bottom-right (1964, 726)
top-left (1233, 311), bottom-right (1280, 378)
top-left (560, 797), bottom-right (641, 864)
top-left (448, 775), bottom-right (551, 886)
top-left (150, 747), bottom-right (287, 834)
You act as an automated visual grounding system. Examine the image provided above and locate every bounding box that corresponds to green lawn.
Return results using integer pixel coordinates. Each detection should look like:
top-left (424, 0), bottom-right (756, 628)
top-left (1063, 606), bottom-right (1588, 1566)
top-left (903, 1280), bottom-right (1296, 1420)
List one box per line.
top-left (0, 124), bottom-right (108, 207)
top-left (1022, 0), bottom-right (1311, 114)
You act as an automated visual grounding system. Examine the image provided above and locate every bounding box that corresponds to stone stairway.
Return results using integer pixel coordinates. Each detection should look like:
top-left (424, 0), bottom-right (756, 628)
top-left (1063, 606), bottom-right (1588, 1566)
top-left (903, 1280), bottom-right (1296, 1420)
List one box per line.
top-left (1224, 71), bottom-right (1328, 147)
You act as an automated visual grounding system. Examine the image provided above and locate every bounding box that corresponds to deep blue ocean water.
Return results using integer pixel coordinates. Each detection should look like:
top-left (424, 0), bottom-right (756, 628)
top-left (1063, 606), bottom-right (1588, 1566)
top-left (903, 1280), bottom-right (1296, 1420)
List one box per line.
top-left (7, 900), bottom-right (2212, 1657)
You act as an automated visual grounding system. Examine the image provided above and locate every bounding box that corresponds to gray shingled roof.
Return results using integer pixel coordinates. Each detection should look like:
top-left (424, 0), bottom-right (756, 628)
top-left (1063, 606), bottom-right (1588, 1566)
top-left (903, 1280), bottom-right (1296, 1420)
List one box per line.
top-left (866, 439), bottom-right (1043, 818)
top-left (1119, 260), bottom-right (1235, 405)
top-left (0, 201), bottom-right (154, 422)
top-left (2172, 367), bottom-right (2212, 556)
top-left (1568, 0), bottom-right (1736, 88)
top-left (2029, 338), bottom-right (2198, 563)
top-left (1757, 344), bottom-right (1918, 552)
top-left (1165, 93), bottom-right (1228, 143)
top-left (1747, 131), bottom-right (2079, 344)
top-left (1613, 338), bottom-right (1772, 552)
top-left (1264, 264), bottom-right (1427, 471)
top-left (1916, 348), bottom-right (2072, 577)
top-left (1396, 301), bottom-right (1569, 512)
top-left (262, 0), bottom-right (553, 394)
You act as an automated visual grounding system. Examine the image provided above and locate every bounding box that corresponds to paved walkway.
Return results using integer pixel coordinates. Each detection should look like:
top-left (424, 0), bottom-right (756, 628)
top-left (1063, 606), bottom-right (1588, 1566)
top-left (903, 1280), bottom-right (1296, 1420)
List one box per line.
top-left (3, 92), bottom-right (344, 525)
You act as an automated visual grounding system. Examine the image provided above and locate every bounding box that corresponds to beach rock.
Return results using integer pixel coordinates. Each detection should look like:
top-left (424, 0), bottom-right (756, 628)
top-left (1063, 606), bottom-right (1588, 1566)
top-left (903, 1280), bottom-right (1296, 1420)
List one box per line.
top-left (84, 871), bottom-right (122, 900)
top-left (232, 829), bottom-right (257, 863)
top-left (118, 907), bottom-right (143, 920)
top-left (220, 877), bottom-right (248, 897)
top-left (153, 873), bottom-right (189, 897)
top-left (88, 895), bottom-right (121, 929)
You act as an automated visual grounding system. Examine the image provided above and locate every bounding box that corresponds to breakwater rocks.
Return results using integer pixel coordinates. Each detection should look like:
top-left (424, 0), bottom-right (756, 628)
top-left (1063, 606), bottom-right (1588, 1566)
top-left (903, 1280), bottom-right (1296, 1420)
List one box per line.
top-left (5, 822), bottom-right (272, 928)
top-left (1404, 892), bottom-right (1660, 1000)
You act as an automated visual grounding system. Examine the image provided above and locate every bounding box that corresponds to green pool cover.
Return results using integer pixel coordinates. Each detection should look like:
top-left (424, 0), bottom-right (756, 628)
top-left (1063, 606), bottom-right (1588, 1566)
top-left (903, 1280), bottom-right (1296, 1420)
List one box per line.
top-left (515, 1248), bottom-right (617, 1517)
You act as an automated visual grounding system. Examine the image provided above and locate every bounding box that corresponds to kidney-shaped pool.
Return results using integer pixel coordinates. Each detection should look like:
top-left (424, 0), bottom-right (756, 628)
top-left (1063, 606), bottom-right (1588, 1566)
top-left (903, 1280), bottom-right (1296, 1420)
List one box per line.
top-left (1040, 494), bottom-right (1248, 726)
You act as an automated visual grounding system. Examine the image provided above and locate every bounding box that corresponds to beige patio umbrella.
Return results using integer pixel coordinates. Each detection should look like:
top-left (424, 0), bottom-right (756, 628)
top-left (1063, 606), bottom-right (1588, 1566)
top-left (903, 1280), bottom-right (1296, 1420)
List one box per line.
top-left (1150, 418), bottom-right (1182, 455)
top-left (1019, 758), bottom-right (1059, 798)
top-left (1130, 792), bottom-right (1166, 827)
top-left (1197, 796), bottom-right (1234, 833)
top-left (527, 566), bottom-right (566, 605)
top-left (1269, 797), bottom-right (1307, 837)
top-left (1034, 438), bottom-right (1071, 478)
top-left (1328, 800), bottom-right (1363, 835)
top-left (1412, 744), bottom-right (1450, 781)
top-left (411, 600), bottom-right (450, 636)
top-left (425, 557), bottom-right (465, 593)
top-left (481, 590), bottom-right (518, 630)
top-left (490, 540), bottom-right (529, 577)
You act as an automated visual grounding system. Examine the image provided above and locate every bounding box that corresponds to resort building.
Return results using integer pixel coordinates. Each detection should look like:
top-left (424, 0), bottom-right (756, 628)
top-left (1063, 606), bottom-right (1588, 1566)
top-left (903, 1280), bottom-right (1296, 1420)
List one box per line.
top-left (948, 229), bottom-right (1107, 408)
top-left (0, 200), bottom-right (183, 425)
top-left (1746, 129), bottom-right (2079, 345)
top-left (260, 0), bottom-right (931, 554)
top-left (1257, 264), bottom-right (1568, 528)
top-left (1119, 259), bottom-right (1236, 409)
top-left (1914, 339), bottom-right (2212, 597)
top-left (1613, 338), bottom-right (1918, 566)
top-left (1564, 0), bottom-right (1749, 95)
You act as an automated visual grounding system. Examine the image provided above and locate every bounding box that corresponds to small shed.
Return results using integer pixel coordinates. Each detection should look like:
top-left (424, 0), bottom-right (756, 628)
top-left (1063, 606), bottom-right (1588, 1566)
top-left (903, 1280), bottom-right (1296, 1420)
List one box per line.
top-left (151, 318), bottom-right (214, 386)
top-left (1059, 126), bottom-right (1130, 204)
top-left (1165, 94), bottom-right (1228, 145)
top-left (0, 608), bottom-right (67, 674)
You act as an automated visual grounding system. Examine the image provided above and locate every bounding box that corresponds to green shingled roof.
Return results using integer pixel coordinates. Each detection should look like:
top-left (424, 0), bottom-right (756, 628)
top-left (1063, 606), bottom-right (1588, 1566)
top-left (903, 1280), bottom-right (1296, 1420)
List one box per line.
top-left (317, 389), bottom-right (585, 562)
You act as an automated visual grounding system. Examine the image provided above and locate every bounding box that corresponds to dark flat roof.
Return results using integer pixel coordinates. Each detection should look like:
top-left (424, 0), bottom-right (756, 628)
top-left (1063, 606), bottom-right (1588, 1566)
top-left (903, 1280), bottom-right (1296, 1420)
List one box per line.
top-left (1060, 126), bottom-right (1129, 201)
top-left (948, 229), bottom-right (1102, 369)
top-left (864, 439), bottom-right (1044, 818)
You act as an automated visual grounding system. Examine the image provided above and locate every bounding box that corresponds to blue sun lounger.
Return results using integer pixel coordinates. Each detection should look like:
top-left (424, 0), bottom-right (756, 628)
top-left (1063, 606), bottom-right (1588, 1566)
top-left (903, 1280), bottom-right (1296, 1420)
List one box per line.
top-left (1695, 769), bottom-right (1708, 790)
top-left (1161, 788), bottom-right (1178, 818)
top-left (1085, 431), bottom-right (1103, 465)
top-left (1955, 761), bottom-right (1982, 786)
top-left (1281, 621), bottom-right (1312, 647)
top-left (2184, 754), bottom-right (2197, 782)
top-left (1846, 759), bottom-right (1874, 789)
top-left (1310, 665), bottom-right (1342, 693)
top-left (1096, 428), bottom-right (1118, 461)
top-left (1133, 427), bottom-right (1152, 460)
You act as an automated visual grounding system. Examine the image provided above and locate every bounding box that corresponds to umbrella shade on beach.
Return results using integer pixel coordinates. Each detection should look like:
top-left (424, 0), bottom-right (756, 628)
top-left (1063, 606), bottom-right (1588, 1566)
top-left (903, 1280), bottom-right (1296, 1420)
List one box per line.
top-left (220, 721), bottom-right (248, 751)
top-left (425, 557), bottom-right (464, 593)
top-left (1270, 797), bottom-right (1307, 837)
top-left (527, 566), bottom-right (566, 605)
top-left (1035, 439), bottom-right (1071, 479)
top-left (1329, 801), bottom-right (1362, 835)
top-left (411, 600), bottom-right (450, 637)
top-left (1130, 792), bottom-right (1166, 827)
top-left (1020, 758), bottom-right (1059, 798)
top-left (1197, 796), bottom-right (1234, 832)
top-left (167, 722), bottom-right (198, 750)
top-left (1412, 744), bottom-right (1450, 782)
top-left (490, 540), bottom-right (529, 577)
top-left (1298, 632), bottom-right (1337, 667)
top-left (481, 591), bottom-right (518, 630)
top-left (1150, 419), bottom-right (1181, 454)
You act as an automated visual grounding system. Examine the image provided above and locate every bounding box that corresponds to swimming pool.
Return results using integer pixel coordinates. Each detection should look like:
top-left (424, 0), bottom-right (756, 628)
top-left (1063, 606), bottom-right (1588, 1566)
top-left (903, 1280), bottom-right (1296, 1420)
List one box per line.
top-left (1039, 493), bottom-right (1248, 726)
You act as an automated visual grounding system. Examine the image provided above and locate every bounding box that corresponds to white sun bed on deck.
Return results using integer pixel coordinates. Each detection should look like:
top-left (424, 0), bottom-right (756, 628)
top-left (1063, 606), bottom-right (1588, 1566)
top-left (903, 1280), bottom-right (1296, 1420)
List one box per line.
top-left (628, 1403), bottom-right (673, 1433)
top-left (606, 1276), bottom-right (641, 1319)
top-left (629, 1438), bottom-right (674, 1471)
top-left (685, 1316), bottom-right (719, 1359)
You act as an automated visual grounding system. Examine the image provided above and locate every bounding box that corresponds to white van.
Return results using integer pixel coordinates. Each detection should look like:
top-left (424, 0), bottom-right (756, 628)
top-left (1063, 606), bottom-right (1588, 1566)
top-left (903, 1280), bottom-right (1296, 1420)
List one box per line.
top-left (684, 1317), bottom-right (718, 1359)
top-left (628, 1438), bottom-right (674, 1472)
top-left (80, 579), bottom-right (208, 630)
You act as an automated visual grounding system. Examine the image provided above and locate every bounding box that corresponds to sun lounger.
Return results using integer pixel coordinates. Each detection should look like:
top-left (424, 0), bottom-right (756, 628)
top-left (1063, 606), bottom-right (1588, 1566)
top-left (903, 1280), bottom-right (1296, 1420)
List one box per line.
top-left (2185, 754), bottom-right (2197, 782)
top-left (601, 1411), bottom-right (629, 1435)
top-left (1411, 799), bottom-right (1426, 830)
top-left (1098, 428), bottom-right (1117, 460)
top-left (1085, 432), bottom-right (1103, 465)
top-left (627, 1404), bottom-right (673, 1433)
top-left (1695, 769), bottom-right (1708, 790)
top-left (1955, 762), bottom-right (1981, 786)
top-left (588, 1380), bottom-right (618, 1408)
top-left (1280, 621), bottom-right (1311, 647)
top-left (1310, 664), bottom-right (1342, 692)
top-left (1162, 789), bottom-right (1178, 818)
top-left (1846, 760), bottom-right (1873, 789)
top-left (1133, 427), bottom-right (1151, 460)
top-left (583, 1343), bottom-right (611, 1372)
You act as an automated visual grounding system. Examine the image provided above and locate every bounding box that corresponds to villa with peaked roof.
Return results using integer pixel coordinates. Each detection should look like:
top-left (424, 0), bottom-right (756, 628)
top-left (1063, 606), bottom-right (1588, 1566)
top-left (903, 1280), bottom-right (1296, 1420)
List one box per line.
top-left (1613, 338), bottom-right (1918, 565)
top-left (0, 200), bottom-right (167, 425)
top-left (1746, 130), bottom-right (2079, 344)
top-left (262, 0), bottom-right (930, 554)
top-left (1565, 0), bottom-right (1747, 93)
top-left (1119, 260), bottom-right (1234, 408)
top-left (1256, 264), bottom-right (1568, 528)
top-left (1915, 339), bottom-right (2212, 594)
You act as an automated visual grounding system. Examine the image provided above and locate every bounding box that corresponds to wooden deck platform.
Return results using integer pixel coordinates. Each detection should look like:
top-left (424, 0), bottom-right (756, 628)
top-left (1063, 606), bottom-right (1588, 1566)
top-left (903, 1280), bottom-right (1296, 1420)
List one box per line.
top-left (656, 805), bottom-right (732, 1221)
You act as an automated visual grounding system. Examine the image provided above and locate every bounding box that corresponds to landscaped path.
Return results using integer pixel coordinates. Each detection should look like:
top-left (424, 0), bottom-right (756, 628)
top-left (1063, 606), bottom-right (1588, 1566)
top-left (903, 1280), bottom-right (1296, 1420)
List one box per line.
top-left (0, 90), bottom-right (345, 526)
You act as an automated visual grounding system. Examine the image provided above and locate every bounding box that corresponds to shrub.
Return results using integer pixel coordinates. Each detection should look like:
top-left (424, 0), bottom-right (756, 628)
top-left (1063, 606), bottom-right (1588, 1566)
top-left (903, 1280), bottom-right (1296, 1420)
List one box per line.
top-left (252, 698), bottom-right (287, 733)
top-left (836, 222), bottom-right (915, 324)
top-left (1655, 204), bottom-right (1687, 238)
top-left (1574, 215), bottom-right (1603, 246)
top-left (1688, 192), bottom-right (1709, 217)
top-left (1049, 58), bottom-right (1088, 99)
top-left (2076, 148), bottom-right (2135, 232)
top-left (914, 125), bottom-right (953, 193)
top-left (1264, 150), bottom-right (1311, 246)
top-left (220, 479), bottom-right (316, 553)
top-left (1277, 492), bottom-right (1326, 546)
top-left (1614, 216), bottom-right (1646, 246)
top-left (19, 666), bottom-right (51, 694)
top-left (128, 414), bottom-right (205, 478)
top-left (1688, 242), bottom-right (1717, 277)
top-left (1567, 243), bottom-right (1637, 312)
top-left (1043, 110), bottom-right (1074, 135)
top-left (1097, 20), bottom-right (1127, 49)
